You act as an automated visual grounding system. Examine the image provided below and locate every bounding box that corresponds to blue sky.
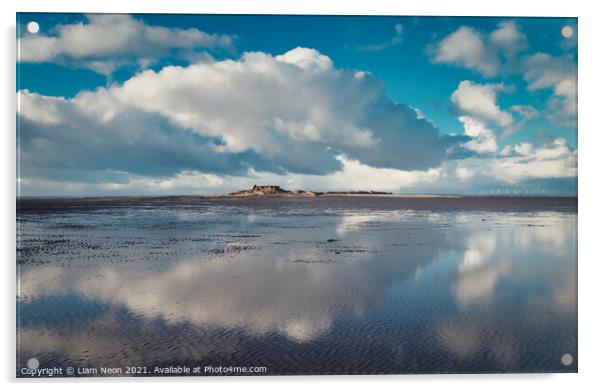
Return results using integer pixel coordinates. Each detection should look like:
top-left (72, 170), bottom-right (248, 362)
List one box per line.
top-left (17, 13), bottom-right (577, 195)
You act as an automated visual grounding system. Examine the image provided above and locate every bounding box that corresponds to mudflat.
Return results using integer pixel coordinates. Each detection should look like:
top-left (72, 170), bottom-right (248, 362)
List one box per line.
top-left (17, 196), bottom-right (577, 375)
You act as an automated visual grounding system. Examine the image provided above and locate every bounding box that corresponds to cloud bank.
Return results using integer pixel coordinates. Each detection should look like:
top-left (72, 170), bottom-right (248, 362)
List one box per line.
top-left (19, 47), bottom-right (465, 192)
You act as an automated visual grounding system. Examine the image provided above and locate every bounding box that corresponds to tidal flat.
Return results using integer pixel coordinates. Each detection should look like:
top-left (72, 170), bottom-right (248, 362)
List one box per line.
top-left (16, 196), bottom-right (577, 376)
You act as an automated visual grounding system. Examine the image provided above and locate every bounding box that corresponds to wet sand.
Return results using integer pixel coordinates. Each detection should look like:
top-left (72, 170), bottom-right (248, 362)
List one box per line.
top-left (17, 196), bottom-right (577, 376)
top-left (18, 195), bottom-right (576, 212)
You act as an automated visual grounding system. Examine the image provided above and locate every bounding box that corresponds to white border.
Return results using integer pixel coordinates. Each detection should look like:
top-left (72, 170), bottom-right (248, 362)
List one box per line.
top-left (3, 1), bottom-right (601, 390)
top-left (8, 0), bottom-right (583, 17)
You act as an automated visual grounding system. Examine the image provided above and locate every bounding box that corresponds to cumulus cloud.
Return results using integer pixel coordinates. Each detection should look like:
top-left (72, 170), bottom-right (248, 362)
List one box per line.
top-left (18, 47), bottom-right (463, 193)
top-left (18, 90), bottom-right (286, 181)
top-left (275, 47), bottom-right (333, 71)
top-left (18, 14), bottom-right (235, 74)
top-left (431, 26), bottom-right (500, 77)
top-left (524, 52), bottom-right (577, 124)
top-left (431, 21), bottom-right (527, 77)
top-left (489, 20), bottom-right (528, 55)
top-left (458, 116), bottom-right (498, 154)
top-left (451, 81), bottom-right (514, 127)
top-left (431, 21), bottom-right (575, 128)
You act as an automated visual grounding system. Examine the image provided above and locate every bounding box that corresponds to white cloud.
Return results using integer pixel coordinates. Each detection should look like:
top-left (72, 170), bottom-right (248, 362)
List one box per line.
top-left (19, 47), bottom-right (460, 190)
top-left (432, 21), bottom-right (575, 132)
top-left (18, 14), bottom-right (235, 74)
top-left (18, 92), bottom-right (65, 125)
top-left (19, 72), bottom-right (576, 196)
top-left (458, 116), bottom-right (498, 154)
top-left (451, 81), bottom-right (514, 127)
top-left (431, 21), bottom-right (528, 77)
top-left (18, 75), bottom-right (576, 197)
top-left (19, 154), bottom-right (444, 196)
top-left (431, 26), bottom-right (499, 77)
top-left (275, 47), bottom-right (333, 71)
top-left (107, 50), bottom-right (376, 155)
top-left (489, 20), bottom-right (528, 55)
top-left (456, 167), bottom-right (474, 182)
top-left (19, 136), bottom-right (577, 195)
top-left (524, 52), bottom-right (577, 123)
top-left (314, 155), bottom-right (442, 190)
top-left (500, 143), bottom-right (531, 157)
top-left (458, 138), bottom-right (577, 184)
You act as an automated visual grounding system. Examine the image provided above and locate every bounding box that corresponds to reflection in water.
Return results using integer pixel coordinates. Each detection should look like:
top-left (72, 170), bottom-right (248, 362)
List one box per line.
top-left (21, 255), bottom-right (394, 342)
top-left (17, 199), bottom-right (577, 374)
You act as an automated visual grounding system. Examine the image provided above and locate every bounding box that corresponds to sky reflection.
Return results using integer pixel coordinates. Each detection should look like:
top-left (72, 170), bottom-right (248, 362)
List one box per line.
top-left (17, 203), bottom-right (577, 373)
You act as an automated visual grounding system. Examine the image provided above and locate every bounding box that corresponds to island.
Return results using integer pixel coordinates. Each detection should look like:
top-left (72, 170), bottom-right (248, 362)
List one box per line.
top-left (227, 185), bottom-right (392, 197)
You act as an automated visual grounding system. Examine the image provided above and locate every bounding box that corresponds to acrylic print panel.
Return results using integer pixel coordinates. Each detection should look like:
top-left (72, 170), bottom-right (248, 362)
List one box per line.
top-left (16, 13), bottom-right (577, 377)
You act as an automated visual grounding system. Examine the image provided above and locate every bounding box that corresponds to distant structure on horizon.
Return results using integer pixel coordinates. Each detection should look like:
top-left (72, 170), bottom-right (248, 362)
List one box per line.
top-left (227, 185), bottom-right (392, 197)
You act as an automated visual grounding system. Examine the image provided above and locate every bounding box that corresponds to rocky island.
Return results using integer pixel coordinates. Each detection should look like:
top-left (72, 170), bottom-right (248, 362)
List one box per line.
top-left (228, 185), bottom-right (317, 197)
top-left (227, 185), bottom-right (392, 197)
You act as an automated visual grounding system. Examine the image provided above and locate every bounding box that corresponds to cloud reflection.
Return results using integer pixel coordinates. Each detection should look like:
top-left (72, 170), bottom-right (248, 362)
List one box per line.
top-left (19, 211), bottom-right (442, 344)
top-left (17, 207), bottom-right (576, 372)
top-left (439, 212), bottom-right (576, 368)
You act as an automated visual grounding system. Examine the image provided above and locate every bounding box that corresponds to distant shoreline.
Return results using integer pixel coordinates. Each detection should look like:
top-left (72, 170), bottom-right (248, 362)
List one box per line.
top-left (18, 184), bottom-right (577, 200)
top-left (16, 194), bottom-right (577, 201)
top-left (16, 193), bottom-right (578, 200)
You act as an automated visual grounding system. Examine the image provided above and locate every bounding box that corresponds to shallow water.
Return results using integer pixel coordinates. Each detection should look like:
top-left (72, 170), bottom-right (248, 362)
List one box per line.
top-left (17, 196), bottom-right (577, 375)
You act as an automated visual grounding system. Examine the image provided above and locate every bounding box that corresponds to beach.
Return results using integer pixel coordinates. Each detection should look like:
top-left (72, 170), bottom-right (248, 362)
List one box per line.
top-left (17, 196), bottom-right (577, 375)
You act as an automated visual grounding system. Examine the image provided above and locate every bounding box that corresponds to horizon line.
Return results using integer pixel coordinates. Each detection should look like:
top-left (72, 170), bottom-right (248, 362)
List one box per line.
top-left (16, 193), bottom-right (578, 199)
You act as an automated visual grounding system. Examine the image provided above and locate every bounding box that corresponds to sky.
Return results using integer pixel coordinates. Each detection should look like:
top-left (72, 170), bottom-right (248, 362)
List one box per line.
top-left (16, 13), bottom-right (577, 195)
